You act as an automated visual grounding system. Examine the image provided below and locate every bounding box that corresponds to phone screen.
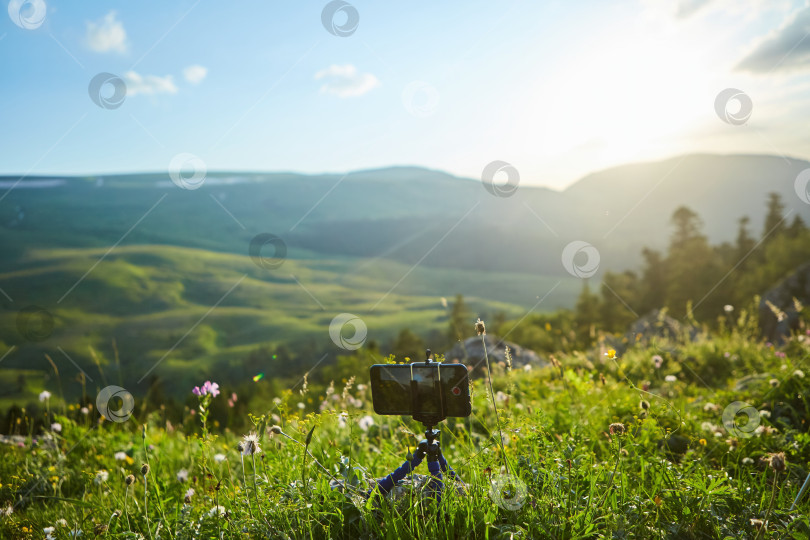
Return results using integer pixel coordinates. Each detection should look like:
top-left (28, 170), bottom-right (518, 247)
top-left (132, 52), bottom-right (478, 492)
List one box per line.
top-left (370, 363), bottom-right (471, 418)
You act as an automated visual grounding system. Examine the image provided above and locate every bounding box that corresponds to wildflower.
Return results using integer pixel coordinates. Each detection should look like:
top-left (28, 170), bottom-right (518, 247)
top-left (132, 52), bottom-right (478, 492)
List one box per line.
top-left (68, 529), bottom-right (82, 538)
top-left (140, 463), bottom-right (150, 476)
top-left (94, 470), bottom-right (109, 485)
top-left (475, 318), bottom-right (486, 335)
top-left (214, 453), bottom-right (226, 463)
top-left (723, 304), bottom-right (734, 313)
top-left (768, 452), bottom-right (786, 473)
top-left (39, 390), bottom-right (51, 402)
top-left (270, 425), bottom-right (283, 435)
top-left (241, 433), bottom-right (260, 456)
top-left (125, 475), bottom-right (135, 486)
top-left (775, 351), bottom-right (786, 359)
top-left (750, 518), bottom-right (764, 530)
top-left (208, 505), bottom-right (226, 517)
top-left (176, 469), bottom-right (189, 483)
top-left (184, 488), bottom-right (194, 503)
top-left (769, 379), bottom-right (780, 388)
top-left (665, 375), bottom-right (677, 383)
top-left (495, 391), bottom-right (508, 403)
top-left (192, 380), bottom-right (220, 397)
top-left (523, 364), bottom-right (532, 372)
top-left (114, 451), bottom-right (127, 461)
top-left (759, 410), bottom-right (771, 419)
top-left (609, 423), bottom-right (625, 436)
top-left (56, 519), bottom-right (67, 527)
top-left (639, 400), bottom-right (650, 410)
top-left (1, 505), bottom-right (12, 516)
top-left (605, 349), bottom-right (616, 359)
top-left (297, 402), bottom-right (305, 410)
top-left (652, 355), bottom-right (663, 369)
top-left (80, 407), bottom-right (89, 415)
top-left (742, 457), bottom-right (754, 465)
top-left (358, 415), bottom-right (374, 431)
top-left (698, 439), bottom-right (707, 446)
top-left (44, 527), bottom-right (55, 539)
top-left (338, 411), bottom-right (349, 429)
top-left (51, 422), bottom-right (62, 433)
top-left (703, 402), bottom-right (718, 413)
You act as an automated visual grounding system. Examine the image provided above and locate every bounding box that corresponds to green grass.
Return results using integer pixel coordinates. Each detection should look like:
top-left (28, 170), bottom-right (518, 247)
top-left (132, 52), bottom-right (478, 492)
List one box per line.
top-left (1, 322), bottom-right (808, 538)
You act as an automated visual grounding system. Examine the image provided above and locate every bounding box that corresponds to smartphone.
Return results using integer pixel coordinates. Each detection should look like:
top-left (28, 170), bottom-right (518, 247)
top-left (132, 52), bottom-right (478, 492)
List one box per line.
top-left (369, 363), bottom-right (471, 419)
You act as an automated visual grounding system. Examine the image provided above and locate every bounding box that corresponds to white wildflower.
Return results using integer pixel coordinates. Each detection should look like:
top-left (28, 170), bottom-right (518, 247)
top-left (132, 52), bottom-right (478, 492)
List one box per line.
top-left (208, 505), bottom-right (226, 517)
top-left (114, 451), bottom-right (127, 461)
top-left (39, 390), bottom-right (52, 402)
top-left (51, 422), bottom-right (62, 433)
top-left (176, 468), bottom-right (189, 483)
top-left (358, 415), bottom-right (374, 432)
top-left (665, 375), bottom-right (677, 383)
top-left (213, 453), bottom-right (226, 463)
top-left (94, 470), bottom-right (109, 485)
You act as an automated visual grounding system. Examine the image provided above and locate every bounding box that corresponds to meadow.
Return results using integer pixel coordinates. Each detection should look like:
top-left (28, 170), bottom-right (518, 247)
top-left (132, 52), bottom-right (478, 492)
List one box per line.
top-left (1, 308), bottom-right (808, 539)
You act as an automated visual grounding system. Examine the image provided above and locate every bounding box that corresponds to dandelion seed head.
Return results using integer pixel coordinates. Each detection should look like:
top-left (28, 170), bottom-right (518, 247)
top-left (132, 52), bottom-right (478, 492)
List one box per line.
top-left (768, 452), bottom-right (786, 473)
top-left (241, 433), bottom-right (260, 456)
top-left (176, 468), bottom-right (188, 483)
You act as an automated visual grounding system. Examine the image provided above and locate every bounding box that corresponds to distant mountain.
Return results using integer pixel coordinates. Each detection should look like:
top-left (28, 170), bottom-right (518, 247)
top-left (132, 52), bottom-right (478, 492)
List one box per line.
top-left (3, 153), bottom-right (807, 276)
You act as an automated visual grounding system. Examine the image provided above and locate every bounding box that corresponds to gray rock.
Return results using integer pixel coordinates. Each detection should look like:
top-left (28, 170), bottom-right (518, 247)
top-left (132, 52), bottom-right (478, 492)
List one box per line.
top-left (443, 335), bottom-right (545, 371)
top-left (759, 261), bottom-right (810, 343)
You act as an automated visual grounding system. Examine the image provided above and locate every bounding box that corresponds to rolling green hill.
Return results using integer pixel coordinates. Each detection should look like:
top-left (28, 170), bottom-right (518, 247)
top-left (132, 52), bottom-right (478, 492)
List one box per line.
top-left (1, 152), bottom-right (809, 404)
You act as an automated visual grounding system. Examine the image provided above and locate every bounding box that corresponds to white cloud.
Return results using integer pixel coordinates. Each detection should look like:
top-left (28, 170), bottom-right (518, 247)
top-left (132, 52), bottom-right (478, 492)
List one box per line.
top-left (183, 65), bottom-right (208, 85)
top-left (314, 64), bottom-right (380, 98)
top-left (124, 71), bottom-right (178, 97)
top-left (86, 11), bottom-right (128, 54)
top-left (737, 4), bottom-right (810, 73)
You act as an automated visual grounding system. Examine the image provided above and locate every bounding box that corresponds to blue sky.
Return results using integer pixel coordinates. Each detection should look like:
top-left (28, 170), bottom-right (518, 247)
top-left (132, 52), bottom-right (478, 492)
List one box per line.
top-left (2, 0), bottom-right (810, 189)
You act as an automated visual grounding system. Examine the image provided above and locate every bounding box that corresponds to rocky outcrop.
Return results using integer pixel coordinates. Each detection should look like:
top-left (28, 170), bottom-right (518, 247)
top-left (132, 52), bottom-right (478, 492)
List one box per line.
top-left (625, 309), bottom-right (699, 345)
top-left (759, 261), bottom-right (810, 343)
top-left (443, 335), bottom-right (545, 371)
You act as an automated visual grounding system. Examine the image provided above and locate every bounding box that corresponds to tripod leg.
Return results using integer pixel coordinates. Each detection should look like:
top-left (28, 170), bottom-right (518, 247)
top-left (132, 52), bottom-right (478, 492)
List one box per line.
top-left (426, 459), bottom-right (444, 502)
top-left (375, 446), bottom-right (426, 495)
top-left (438, 453), bottom-right (463, 486)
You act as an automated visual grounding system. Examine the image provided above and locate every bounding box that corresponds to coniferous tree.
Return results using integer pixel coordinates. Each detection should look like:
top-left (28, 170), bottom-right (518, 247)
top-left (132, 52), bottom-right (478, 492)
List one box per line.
top-left (664, 206), bottom-right (720, 319)
top-left (638, 247), bottom-right (667, 314)
top-left (762, 192), bottom-right (787, 239)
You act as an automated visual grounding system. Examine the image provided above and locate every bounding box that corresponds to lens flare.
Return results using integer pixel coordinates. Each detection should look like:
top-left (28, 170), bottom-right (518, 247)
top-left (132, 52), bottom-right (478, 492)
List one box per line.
top-left (252, 373), bottom-right (264, 382)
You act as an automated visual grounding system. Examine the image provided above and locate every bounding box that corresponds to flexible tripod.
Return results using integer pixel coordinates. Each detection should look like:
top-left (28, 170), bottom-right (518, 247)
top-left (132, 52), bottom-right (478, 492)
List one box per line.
top-left (370, 349), bottom-right (466, 502)
top-left (374, 424), bottom-right (463, 503)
